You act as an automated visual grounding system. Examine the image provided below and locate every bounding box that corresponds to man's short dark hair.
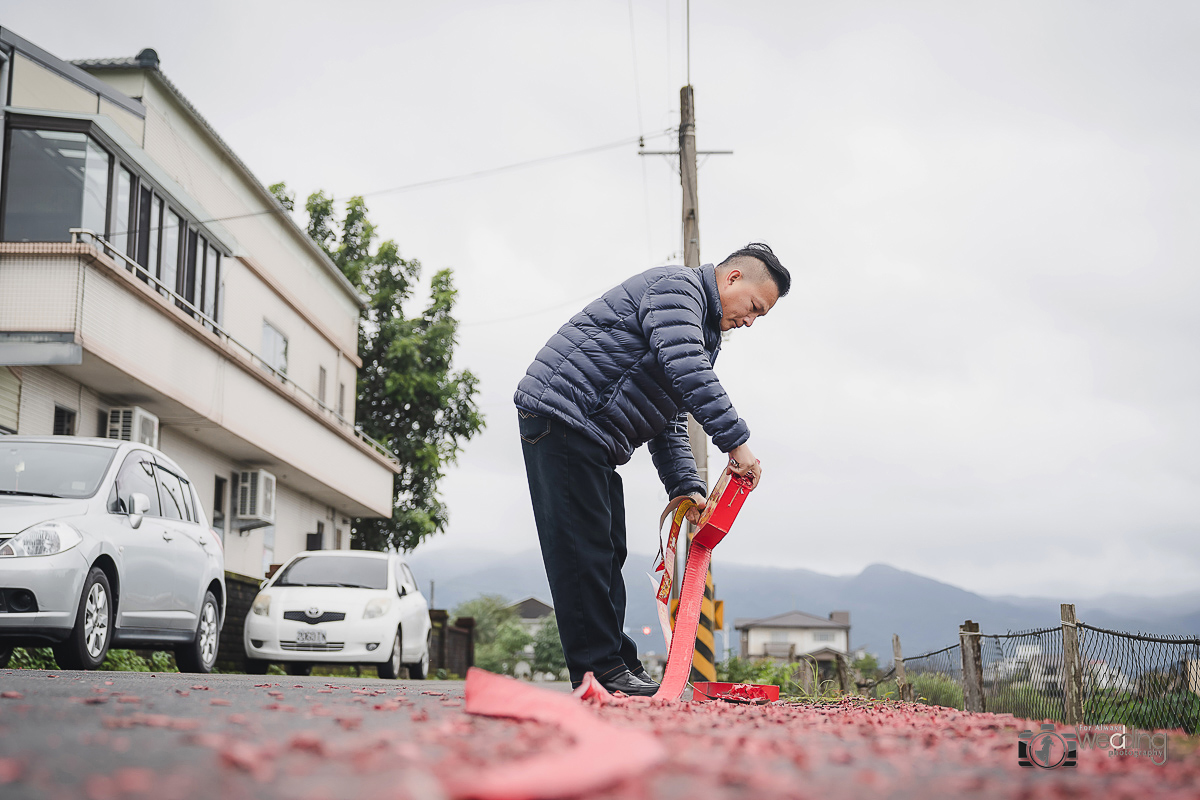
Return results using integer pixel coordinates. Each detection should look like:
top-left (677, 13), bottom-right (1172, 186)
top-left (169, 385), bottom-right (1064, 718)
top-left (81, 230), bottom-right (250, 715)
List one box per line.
top-left (719, 243), bottom-right (790, 297)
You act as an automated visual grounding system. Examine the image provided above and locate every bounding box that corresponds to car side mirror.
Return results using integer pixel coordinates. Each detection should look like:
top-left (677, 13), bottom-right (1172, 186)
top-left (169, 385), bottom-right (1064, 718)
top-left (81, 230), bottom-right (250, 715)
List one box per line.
top-left (128, 492), bottom-right (150, 529)
top-left (398, 584), bottom-right (408, 598)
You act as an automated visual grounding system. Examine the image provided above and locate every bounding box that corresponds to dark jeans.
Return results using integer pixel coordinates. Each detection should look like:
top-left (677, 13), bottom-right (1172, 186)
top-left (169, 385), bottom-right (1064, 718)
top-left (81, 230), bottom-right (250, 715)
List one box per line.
top-left (518, 409), bottom-right (641, 685)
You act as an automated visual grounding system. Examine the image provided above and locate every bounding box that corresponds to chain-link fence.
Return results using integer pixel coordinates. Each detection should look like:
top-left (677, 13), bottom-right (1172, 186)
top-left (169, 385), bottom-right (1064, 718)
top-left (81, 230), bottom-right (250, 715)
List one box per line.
top-left (901, 644), bottom-right (964, 708)
top-left (878, 616), bottom-right (1200, 734)
top-left (979, 627), bottom-right (1064, 722)
top-left (1077, 623), bottom-right (1200, 734)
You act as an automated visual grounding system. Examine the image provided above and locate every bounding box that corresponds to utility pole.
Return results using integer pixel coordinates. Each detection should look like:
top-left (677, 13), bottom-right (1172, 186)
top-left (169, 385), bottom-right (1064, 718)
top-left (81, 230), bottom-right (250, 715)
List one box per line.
top-left (640, 85), bottom-right (731, 683)
top-left (679, 85), bottom-right (708, 510)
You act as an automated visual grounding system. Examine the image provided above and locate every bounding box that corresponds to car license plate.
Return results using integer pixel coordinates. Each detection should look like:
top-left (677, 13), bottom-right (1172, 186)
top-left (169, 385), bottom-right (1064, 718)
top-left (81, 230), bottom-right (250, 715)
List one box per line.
top-left (296, 630), bottom-right (326, 645)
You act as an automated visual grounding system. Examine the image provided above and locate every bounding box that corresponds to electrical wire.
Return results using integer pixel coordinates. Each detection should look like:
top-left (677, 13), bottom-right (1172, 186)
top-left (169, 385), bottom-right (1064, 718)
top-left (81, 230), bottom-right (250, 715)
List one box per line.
top-left (101, 129), bottom-right (676, 241)
top-left (460, 283), bottom-right (620, 328)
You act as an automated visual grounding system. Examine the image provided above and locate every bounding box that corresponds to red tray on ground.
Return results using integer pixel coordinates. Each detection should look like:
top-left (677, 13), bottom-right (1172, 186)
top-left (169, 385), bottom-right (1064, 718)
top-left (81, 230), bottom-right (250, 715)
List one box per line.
top-left (691, 682), bottom-right (780, 703)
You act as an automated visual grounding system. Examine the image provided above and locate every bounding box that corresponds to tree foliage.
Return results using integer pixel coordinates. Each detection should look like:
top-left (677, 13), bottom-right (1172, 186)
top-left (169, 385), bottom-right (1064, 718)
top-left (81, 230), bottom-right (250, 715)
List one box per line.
top-left (451, 594), bottom-right (516, 646)
top-left (273, 184), bottom-right (484, 551)
top-left (476, 620), bottom-right (534, 676)
top-left (532, 613), bottom-right (567, 677)
top-left (452, 595), bottom-right (532, 676)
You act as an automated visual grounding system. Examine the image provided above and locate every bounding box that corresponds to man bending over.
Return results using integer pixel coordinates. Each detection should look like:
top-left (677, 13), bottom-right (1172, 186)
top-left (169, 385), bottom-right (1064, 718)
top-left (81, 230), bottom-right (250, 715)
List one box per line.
top-left (514, 243), bottom-right (790, 696)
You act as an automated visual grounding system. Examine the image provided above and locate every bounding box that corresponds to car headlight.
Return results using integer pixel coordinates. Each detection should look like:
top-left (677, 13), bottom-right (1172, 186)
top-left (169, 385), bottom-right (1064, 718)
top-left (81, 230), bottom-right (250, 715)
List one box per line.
top-left (251, 593), bottom-right (272, 617)
top-left (0, 521), bottom-right (83, 557)
top-left (363, 596), bottom-right (392, 619)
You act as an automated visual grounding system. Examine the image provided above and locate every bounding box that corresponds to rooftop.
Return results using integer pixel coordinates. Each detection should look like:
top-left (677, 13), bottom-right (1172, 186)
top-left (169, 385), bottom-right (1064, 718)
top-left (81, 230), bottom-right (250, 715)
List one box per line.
top-left (734, 610), bottom-right (850, 630)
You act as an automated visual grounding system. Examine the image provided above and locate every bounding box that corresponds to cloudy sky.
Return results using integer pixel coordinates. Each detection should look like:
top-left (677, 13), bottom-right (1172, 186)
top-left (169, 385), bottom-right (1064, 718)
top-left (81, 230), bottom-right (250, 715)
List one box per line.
top-left (9, 1), bottom-right (1198, 598)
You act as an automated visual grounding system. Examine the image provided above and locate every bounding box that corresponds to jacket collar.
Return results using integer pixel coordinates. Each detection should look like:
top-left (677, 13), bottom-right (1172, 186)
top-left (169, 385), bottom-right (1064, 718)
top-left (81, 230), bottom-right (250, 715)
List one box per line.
top-left (699, 264), bottom-right (722, 328)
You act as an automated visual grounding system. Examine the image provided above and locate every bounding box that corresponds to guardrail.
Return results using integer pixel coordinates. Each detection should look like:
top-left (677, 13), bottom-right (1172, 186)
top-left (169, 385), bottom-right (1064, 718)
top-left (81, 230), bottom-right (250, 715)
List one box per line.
top-left (67, 228), bottom-right (397, 466)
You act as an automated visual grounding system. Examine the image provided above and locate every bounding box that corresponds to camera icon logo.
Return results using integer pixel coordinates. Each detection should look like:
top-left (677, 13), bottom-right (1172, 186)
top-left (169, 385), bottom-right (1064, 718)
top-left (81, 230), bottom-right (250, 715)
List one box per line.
top-left (1018, 723), bottom-right (1078, 769)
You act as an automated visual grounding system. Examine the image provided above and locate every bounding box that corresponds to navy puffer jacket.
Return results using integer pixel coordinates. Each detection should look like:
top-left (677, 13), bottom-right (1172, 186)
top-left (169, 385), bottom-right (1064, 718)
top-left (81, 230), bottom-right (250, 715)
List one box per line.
top-left (514, 264), bottom-right (750, 498)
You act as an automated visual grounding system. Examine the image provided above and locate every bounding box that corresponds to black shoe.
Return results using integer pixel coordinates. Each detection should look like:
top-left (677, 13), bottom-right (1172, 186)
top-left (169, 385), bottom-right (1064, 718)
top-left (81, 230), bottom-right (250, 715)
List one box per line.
top-left (600, 669), bottom-right (658, 697)
top-left (631, 667), bottom-right (660, 689)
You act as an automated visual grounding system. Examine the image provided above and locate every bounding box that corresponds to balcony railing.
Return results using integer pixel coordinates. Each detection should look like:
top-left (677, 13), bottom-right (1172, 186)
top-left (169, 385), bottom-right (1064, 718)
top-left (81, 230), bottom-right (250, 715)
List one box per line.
top-left (67, 228), bottom-right (397, 468)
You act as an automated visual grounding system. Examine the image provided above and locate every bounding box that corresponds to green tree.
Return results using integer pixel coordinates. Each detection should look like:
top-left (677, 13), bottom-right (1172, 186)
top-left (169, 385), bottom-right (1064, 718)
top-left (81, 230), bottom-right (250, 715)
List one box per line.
top-left (268, 182), bottom-right (295, 213)
top-left (532, 613), bottom-right (566, 677)
top-left (475, 619), bottom-right (533, 676)
top-left (451, 594), bottom-right (517, 646)
top-left (273, 184), bottom-right (484, 551)
top-left (852, 652), bottom-right (880, 681)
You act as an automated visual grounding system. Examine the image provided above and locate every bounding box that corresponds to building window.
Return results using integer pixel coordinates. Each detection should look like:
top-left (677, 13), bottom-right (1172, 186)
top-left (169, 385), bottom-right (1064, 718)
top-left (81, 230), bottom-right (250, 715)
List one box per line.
top-left (52, 406), bottom-right (76, 436)
top-left (318, 367), bottom-right (327, 405)
top-left (261, 321), bottom-right (288, 375)
top-left (134, 185), bottom-right (154, 279)
top-left (213, 476), bottom-right (227, 540)
top-left (2, 129), bottom-right (110, 243)
top-left (814, 632), bottom-right (835, 642)
top-left (201, 244), bottom-right (220, 326)
top-left (183, 229), bottom-right (200, 308)
top-left (338, 383), bottom-right (346, 417)
top-left (770, 630), bottom-right (788, 643)
top-left (161, 211), bottom-right (182, 295)
top-left (112, 167), bottom-right (133, 258)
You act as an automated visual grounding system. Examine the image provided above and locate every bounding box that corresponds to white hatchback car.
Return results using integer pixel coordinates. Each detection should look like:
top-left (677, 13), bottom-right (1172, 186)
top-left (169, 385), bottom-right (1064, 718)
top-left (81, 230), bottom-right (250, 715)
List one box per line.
top-left (243, 550), bottom-right (431, 679)
top-left (0, 436), bottom-right (225, 672)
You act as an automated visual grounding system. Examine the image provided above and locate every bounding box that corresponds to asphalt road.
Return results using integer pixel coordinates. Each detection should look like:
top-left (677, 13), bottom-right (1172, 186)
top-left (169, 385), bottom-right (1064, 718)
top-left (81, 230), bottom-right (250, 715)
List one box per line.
top-left (1, 668), bottom-right (1198, 800)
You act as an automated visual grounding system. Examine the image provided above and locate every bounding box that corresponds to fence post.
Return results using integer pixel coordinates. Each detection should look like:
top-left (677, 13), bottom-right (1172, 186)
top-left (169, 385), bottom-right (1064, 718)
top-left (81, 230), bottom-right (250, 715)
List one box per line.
top-left (893, 634), bottom-right (913, 701)
top-left (959, 620), bottom-right (985, 713)
top-left (1061, 603), bottom-right (1083, 726)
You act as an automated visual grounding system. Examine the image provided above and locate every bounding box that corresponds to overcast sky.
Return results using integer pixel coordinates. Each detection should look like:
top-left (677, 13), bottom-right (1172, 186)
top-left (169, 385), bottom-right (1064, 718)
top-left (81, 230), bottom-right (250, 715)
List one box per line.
top-left (9, 1), bottom-right (1199, 599)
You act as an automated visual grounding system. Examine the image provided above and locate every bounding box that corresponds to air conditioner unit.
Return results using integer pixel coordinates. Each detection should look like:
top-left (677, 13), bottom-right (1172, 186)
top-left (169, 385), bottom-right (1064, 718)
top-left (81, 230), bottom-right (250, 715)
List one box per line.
top-left (107, 407), bottom-right (159, 448)
top-left (237, 469), bottom-right (276, 525)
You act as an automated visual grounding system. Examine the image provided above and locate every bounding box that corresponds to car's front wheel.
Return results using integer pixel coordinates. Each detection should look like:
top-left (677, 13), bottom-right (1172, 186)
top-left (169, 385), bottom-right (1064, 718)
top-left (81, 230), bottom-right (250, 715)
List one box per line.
top-left (53, 567), bottom-right (113, 670)
top-left (176, 591), bottom-right (220, 673)
top-left (406, 631), bottom-right (431, 680)
top-left (377, 626), bottom-right (403, 680)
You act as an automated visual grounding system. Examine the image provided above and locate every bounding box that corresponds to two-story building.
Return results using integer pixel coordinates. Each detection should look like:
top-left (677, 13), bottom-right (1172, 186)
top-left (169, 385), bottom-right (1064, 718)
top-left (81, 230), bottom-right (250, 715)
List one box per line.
top-left (0, 28), bottom-right (399, 576)
top-left (735, 610), bottom-right (851, 682)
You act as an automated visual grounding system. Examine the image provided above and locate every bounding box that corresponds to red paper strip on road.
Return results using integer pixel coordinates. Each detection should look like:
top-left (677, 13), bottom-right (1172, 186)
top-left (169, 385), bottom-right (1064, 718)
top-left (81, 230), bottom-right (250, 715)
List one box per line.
top-left (451, 668), bottom-right (665, 800)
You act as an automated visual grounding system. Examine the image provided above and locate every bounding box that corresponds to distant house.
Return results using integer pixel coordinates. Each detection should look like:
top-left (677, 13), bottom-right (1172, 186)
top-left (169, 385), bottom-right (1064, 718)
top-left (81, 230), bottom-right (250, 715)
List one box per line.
top-left (508, 597), bottom-right (554, 638)
top-left (735, 611), bottom-right (851, 681)
top-left (506, 597), bottom-right (555, 681)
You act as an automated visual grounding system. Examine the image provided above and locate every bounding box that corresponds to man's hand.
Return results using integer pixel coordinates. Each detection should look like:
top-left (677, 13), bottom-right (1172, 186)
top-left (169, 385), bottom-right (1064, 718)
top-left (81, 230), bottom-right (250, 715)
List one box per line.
top-left (683, 492), bottom-right (707, 525)
top-left (727, 442), bottom-right (762, 489)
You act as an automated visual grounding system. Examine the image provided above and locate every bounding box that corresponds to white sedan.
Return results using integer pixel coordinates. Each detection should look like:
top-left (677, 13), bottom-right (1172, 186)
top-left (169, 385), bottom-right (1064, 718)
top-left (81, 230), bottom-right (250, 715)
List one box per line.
top-left (243, 550), bottom-right (431, 679)
top-left (0, 437), bottom-right (225, 672)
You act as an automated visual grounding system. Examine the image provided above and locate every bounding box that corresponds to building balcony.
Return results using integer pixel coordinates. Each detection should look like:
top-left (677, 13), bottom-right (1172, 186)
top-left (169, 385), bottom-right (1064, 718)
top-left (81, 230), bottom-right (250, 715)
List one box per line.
top-left (0, 235), bottom-right (398, 518)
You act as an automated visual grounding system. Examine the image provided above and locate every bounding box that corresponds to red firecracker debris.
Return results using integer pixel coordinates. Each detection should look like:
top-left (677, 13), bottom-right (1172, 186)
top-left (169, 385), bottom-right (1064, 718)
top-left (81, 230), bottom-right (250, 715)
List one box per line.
top-left (0, 757), bottom-right (23, 784)
top-left (447, 668), bottom-right (666, 800)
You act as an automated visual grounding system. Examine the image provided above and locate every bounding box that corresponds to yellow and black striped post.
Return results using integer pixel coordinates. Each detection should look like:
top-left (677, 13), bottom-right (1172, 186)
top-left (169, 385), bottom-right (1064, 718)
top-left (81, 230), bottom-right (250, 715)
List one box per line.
top-left (689, 537), bottom-right (718, 683)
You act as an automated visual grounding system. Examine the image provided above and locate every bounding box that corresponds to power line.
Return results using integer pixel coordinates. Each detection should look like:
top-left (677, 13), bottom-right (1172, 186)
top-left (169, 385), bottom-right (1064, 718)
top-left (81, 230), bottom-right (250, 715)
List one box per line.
top-left (102, 129), bottom-right (676, 240)
top-left (461, 284), bottom-right (619, 327)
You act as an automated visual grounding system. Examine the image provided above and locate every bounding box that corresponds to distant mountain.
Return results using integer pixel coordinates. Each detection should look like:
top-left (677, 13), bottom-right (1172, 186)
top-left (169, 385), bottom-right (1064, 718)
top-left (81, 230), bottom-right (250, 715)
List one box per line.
top-left (404, 548), bottom-right (1200, 662)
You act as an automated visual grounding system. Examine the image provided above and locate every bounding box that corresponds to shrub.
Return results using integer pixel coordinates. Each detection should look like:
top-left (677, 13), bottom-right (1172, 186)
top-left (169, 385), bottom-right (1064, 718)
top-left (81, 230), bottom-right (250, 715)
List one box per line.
top-left (910, 672), bottom-right (964, 710)
top-left (10, 647), bottom-right (57, 670)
